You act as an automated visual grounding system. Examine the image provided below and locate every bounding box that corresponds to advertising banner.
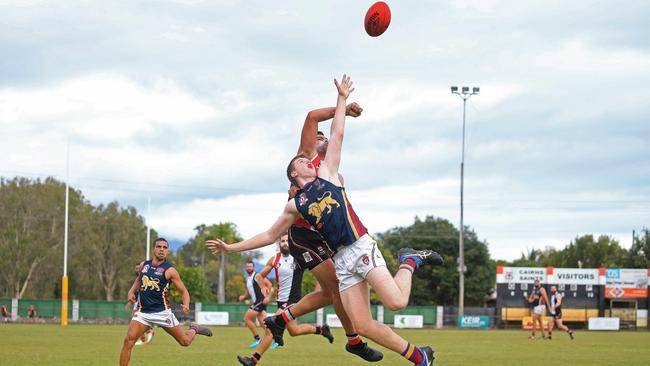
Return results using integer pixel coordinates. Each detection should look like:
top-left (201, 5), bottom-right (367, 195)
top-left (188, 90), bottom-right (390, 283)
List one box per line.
top-left (196, 311), bottom-right (229, 325)
top-left (326, 314), bottom-right (343, 328)
top-left (458, 316), bottom-right (490, 328)
top-left (522, 316), bottom-right (550, 330)
top-left (588, 317), bottom-right (620, 330)
top-left (394, 315), bottom-right (424, 329)
top-left (605, 268), bottom-right (648, 299)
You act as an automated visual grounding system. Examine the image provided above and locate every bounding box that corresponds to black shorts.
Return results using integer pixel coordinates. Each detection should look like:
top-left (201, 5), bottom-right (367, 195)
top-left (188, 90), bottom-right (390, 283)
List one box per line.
top-left (288, 225), bottom-right (333, 270)
top-left (249, 302), bottom-right (267, 313)
top-left (550, 308), bottom-right (562, 319)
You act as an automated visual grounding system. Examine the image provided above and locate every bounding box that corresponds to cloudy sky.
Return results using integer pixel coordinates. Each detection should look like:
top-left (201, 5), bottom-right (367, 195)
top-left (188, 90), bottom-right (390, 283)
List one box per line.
top-left (1, 0), bottom-right (648, 261)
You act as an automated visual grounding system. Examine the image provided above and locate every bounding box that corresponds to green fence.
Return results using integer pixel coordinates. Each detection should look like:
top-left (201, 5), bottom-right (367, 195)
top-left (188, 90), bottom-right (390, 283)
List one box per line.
top-left (2, 299), bottom-right (438, 326)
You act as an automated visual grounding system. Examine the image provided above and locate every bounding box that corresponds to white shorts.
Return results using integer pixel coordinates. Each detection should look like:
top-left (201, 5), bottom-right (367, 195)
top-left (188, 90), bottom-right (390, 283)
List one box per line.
top-left (333, 234), bottom-right (387, 291)
top-left (533, 305), bottom-right (546, 315)
top-left (133, 310), bottom-right (179, 328)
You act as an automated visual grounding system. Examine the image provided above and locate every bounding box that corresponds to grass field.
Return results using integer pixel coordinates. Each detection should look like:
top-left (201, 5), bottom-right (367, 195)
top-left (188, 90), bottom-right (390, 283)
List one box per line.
top-left (1, 324), bottom-right (649, 365)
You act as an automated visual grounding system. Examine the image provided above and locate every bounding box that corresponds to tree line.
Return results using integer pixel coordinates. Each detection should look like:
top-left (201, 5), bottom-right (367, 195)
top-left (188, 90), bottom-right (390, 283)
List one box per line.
top-left (1, 177), bottom-right (648, 306)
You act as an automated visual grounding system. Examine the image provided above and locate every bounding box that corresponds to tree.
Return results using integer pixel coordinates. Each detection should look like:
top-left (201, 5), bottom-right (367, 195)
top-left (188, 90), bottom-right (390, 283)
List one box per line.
top-left (378, 216), bottom-right (493, 306)
top-left (628, 228), bottom-right (650, 268)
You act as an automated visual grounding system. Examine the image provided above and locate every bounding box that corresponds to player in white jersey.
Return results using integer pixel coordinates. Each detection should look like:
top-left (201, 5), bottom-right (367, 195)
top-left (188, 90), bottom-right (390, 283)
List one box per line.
top-left (237, 234), bottom-right (333, 366)
top-left (240, 260), bottom-right (273, 349)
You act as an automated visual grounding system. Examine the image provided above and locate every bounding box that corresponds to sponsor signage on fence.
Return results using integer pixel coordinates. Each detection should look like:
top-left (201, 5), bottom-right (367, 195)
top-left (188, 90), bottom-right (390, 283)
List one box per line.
top-left (500, 267), bottom-right (546, 284)
top-left (588, 317), bottom-right (620, 330)
top-left (457, 316), bottom-right (489, 328)
top-left (522, 316), bottom-right (550, 330)
top-left (554, 268), bottom-right (599, 285)
top-left (196, 311), bottom-right (229, 325)
top-left (394, 315), bottom-right (424, 329)
top-left (605, 268), bottom-right (648, 299)
top-left (326, 314), bottom-right (343, 328)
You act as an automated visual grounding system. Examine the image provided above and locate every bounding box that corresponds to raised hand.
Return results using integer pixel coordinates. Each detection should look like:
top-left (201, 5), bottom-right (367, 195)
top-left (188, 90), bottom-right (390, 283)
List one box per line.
top-left (334, 74), bottom-right (355, 99)
top-left (206, 239), bottom-right (231, 254)
top-left (346, 102), bottom-right (363, 117)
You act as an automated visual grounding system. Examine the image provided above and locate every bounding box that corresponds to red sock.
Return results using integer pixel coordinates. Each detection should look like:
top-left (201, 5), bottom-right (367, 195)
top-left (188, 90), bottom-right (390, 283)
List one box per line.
top-left (402, 343), bottom-right (423, 364)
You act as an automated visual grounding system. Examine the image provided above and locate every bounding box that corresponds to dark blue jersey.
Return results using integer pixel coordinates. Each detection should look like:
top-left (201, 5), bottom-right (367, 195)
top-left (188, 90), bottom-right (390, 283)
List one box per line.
top-left (137, 260), bottom-right (172, 313)
top-left (294, 177), bottom-right (368, 252)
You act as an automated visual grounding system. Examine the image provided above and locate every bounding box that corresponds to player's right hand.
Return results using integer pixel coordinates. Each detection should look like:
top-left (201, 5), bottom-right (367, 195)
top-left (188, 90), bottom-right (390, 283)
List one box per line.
top-left (346, 102), bottom-right (363, 117)
top-left (238, 295), bottom-right (245, 302)
top-left (206, 239), bottom-right (231, 254)
top-left (334, 74), bottom-right (354, 99)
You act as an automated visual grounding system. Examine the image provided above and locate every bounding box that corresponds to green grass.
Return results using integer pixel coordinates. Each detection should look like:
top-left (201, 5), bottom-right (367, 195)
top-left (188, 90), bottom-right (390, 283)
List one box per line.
top-left (1, 323), bottom-right (649, 365)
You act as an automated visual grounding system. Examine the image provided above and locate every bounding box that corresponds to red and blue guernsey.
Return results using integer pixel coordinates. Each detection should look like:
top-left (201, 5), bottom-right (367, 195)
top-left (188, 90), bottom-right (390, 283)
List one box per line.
top-left (294, 177), bottom-right (368, 251)
top-left (137, 260), bottom-right (172, 313)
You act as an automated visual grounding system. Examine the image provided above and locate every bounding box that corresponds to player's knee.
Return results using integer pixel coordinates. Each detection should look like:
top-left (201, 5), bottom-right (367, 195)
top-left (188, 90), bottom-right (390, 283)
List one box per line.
top-left (178, 338), bottom-right (191, 347)
top-left (287, 327), bottom-right (298, 337)
top-left (123, 336), bottom-right (136, 348)
top-left (384, 297), bottom-right (407, 311)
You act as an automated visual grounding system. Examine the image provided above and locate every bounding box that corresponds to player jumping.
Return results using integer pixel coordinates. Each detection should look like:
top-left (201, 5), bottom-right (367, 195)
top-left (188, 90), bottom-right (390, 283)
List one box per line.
top-left (207, 75), bottom-right (441, 366)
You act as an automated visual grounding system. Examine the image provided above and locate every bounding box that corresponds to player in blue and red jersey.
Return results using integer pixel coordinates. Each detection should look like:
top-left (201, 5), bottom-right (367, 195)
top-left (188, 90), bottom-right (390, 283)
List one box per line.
top-left (119, 238), bottom-right (212, 366)
top-left (207, 76), bottom-right (442, 366)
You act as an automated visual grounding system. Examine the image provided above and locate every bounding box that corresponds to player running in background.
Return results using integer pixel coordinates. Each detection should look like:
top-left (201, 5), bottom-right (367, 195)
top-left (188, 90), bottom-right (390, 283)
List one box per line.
top-left (119, 238), bottom-right (212, 366)
top-left (1, 303), bottom-right (11, 321)
top-left (547, 285), bottom-right (574, 340)
top-left (526, 279), bottom-right (550, 339)
top-left (237, 234), bottom-right (334, 366)
top-left (240, 260), bottom-right (273, 349)
top-left (207, 75), bottom-right (442, 366)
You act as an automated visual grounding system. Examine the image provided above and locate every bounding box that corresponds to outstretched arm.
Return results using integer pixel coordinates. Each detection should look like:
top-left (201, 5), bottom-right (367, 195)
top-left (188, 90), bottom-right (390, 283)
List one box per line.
top-left (297, 104), bottom-right (363, 158)
top-left (320, 75), bottom-right (354, 186)
top-left (206, 201), bottom-right (299, 254)
top-left (167, 268), bottom-right (191, 314)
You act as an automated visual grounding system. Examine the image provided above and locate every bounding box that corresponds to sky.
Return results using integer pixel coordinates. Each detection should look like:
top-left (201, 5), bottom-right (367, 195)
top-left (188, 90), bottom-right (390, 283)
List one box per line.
top-left (1, 0), bottom-right (648, 261)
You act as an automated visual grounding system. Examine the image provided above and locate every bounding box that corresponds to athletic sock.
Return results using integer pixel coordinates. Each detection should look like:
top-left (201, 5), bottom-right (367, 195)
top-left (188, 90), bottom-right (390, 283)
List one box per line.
top-left (252, 352), bottom-right (261, 364)
top-left (280, 308), bottom-right (295, 325)
top-left (401, 343), bottom-right (424, 364)
top-left (346, 334), bottom-right (363, 349)
top-left (315, 326), bottom-right (322, 335)
top-left (254, 334), bottom-right (260, 340)
top-left (399, 258), bottom-right (418, 273)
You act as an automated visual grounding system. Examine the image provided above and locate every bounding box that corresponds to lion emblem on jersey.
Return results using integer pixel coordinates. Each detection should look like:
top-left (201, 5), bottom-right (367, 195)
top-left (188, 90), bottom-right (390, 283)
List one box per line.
top-left (141, 275), bottom-right (161, 291)
top-left (308, 191), bottom-right (341, 224)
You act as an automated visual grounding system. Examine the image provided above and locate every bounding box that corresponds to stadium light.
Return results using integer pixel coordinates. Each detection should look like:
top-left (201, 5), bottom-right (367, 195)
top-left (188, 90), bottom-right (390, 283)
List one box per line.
top-left (450, 85), bottom-right (480, 317)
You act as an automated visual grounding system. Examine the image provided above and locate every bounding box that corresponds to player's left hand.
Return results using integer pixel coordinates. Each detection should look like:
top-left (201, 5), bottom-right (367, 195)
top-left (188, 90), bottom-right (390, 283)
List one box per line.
top-left (180, 304), bottom-right (190, 314)
top-left (262, 297), bottom-right (270, 305)
top-left (206, 239), bottom-right (232, 254)
top-left (346, 102), bottom-right (363, 117)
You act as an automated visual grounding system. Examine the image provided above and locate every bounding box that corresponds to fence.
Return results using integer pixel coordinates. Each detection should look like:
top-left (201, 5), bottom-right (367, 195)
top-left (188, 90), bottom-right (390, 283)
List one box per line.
top-left (0, 298), bottom-right (441, 327)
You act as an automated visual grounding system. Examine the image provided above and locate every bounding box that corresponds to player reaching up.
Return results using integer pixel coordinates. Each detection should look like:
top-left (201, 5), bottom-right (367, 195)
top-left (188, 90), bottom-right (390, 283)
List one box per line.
top-left (207, 75), bottom-right (442, 366)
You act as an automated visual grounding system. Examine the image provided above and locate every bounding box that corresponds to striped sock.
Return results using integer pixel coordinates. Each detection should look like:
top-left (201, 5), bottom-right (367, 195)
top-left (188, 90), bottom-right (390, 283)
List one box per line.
top-left (252, 352), bottom-right (261, 364)
top-left (402, 343), bottom-right (424, 364)
top-left (280, 308), bottom-right (295, 324)
top-left (346, 333), bottom-right (362, 347)
top-left (400, 258), bottom-right (417, 273)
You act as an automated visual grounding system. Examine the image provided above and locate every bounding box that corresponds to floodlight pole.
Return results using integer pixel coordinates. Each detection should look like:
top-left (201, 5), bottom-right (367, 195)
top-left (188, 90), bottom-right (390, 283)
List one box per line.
top-left (451, 86), bottom-right (479, 317)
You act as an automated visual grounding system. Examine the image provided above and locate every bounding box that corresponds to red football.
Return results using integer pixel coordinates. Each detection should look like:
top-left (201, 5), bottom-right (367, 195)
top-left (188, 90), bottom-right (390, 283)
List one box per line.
top-left (365, 2), bottom-right (391, 37)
